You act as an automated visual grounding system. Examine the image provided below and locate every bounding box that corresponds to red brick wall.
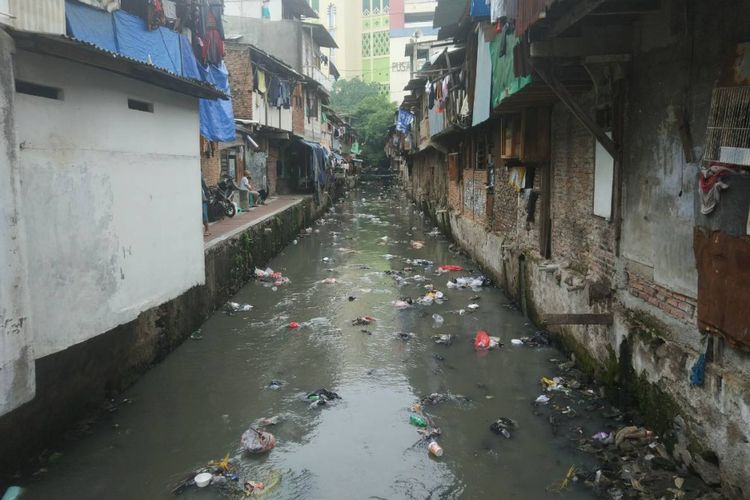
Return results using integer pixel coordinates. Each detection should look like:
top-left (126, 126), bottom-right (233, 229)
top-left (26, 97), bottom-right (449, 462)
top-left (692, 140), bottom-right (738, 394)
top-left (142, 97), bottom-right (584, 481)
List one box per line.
top-left (225, 45), bottom-right (253, 120)
top-left (292, 83), bottom-right (305, 136)
top-left (627, 271), bottom-right (697, 323)
top-left (461, 168), bottom-right (489, 226)
top-left (200, 137), bottom-right (221, 185)
top-left (549, 102), bottom-right (615, 279)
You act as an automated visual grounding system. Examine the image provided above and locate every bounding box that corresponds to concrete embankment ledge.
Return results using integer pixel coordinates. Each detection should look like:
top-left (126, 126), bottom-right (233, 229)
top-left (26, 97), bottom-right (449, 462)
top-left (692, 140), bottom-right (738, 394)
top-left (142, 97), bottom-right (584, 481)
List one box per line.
top-left (0, 195), bottom-right (327, 480)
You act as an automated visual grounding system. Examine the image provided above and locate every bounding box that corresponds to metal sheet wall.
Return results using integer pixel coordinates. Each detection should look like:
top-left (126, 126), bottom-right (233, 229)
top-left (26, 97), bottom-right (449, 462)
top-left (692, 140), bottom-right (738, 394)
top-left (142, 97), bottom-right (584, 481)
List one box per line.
top-left (694, 227), bottom-right (750, 351)
top-left (10, 0), bottom-right (65, 35)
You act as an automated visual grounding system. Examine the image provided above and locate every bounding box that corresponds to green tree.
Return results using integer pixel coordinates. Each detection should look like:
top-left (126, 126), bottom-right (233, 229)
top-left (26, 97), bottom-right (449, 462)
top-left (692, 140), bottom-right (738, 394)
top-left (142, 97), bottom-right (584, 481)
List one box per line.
top-left (330, 78), bottom-right (395, 166)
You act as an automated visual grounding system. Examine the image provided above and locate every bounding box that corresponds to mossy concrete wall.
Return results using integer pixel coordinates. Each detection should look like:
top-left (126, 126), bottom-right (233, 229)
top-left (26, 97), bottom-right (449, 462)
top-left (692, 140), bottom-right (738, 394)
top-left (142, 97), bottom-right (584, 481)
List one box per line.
top-left (0, 197), bottom-right (325, 482)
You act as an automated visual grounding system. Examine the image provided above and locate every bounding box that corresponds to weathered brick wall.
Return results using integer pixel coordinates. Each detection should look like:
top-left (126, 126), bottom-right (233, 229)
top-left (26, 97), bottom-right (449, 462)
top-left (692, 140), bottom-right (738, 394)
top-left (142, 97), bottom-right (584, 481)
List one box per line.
top-left (200, 139), bottom-right (221, 185)
top-left (225, 45), bottom-right (253, 120)
top-left (462, 168), bottom-right (489, 226)
top-left (549, 102), bottom-right (615, 279)
top-left (627, 271), bottom-right (697, 323)
top-left (409, 149), bottom-right (447, 208)
top-left (292, 83), bottom-right (305, 136)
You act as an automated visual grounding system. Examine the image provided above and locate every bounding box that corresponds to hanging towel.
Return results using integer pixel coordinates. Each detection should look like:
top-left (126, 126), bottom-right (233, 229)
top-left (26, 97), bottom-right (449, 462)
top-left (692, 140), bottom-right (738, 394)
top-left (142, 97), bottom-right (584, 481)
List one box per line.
top-left (257, 70), bottom-right (267, 94)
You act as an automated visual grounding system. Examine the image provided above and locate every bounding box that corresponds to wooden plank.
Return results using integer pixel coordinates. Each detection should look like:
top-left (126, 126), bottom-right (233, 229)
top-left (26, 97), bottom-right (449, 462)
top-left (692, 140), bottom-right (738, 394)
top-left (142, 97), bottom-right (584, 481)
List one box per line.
top-left (531, 61), bottom-right (618, 157)
top-left (543, 313), bottom-right (613, 325)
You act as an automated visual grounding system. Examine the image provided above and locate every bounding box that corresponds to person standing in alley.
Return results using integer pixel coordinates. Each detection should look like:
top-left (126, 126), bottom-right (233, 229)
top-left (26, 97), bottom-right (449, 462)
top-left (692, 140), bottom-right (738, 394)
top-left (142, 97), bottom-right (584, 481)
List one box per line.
top-left (201, 176), bottom-right (211, 236)
top-left (241, 170), bottom-right (261, 208)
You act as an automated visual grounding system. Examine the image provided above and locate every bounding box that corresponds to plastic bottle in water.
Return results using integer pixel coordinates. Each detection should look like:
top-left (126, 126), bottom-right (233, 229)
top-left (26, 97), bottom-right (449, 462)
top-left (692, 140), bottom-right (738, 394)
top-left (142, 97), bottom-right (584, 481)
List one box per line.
top-left (409, 414), bottom-right (427, 427)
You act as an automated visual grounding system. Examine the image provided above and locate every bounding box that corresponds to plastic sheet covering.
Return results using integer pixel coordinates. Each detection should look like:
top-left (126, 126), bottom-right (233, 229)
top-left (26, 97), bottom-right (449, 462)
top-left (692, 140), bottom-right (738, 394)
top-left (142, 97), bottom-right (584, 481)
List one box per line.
top-left (179, 34), bottom-right (202, 80)
top-left (472, 27), bottom-right (492, 126)
top-left (199, 62), bottom-right (236, 142)
top-left (470, 0), bottom-right (491, 17)
top-left (489, 32), bottom-right (532, 109)
top-left (113, 11), bottom-right (182, 74)
top-left (65, 1), bottom-right (118, 52)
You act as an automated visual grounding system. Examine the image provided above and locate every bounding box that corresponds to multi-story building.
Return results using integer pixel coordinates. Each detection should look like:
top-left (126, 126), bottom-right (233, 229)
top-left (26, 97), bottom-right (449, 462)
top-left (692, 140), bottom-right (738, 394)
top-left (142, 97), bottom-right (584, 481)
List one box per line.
top-left (389, 0), bottom-right (437, 103)
top-left (304, 0), bottom-right (436, 102)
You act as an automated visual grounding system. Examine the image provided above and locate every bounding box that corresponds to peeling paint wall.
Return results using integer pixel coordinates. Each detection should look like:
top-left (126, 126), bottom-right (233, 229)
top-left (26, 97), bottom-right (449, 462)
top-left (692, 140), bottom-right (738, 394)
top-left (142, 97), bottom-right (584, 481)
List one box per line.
top-left (13, 50), bottom-right (206, 359)
top-left (0, 30), bottom-right (34, 417)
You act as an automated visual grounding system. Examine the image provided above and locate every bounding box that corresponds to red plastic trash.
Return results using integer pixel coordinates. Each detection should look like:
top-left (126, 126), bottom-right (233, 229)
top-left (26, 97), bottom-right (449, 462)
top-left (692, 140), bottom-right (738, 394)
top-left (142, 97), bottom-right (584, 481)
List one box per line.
top-left (288, 322), bottom-right (301, 329)
top-left (438, 265), bottom-right (464, 272)
top-left (474, 330), bottom-right (491, 350)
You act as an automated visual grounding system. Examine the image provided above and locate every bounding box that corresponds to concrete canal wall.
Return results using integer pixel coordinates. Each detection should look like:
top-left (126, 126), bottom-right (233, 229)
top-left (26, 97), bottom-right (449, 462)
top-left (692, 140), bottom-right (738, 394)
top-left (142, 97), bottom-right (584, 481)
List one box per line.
top-left (0, 196), bottom-right (327, 478)
top-left (414, 198), bottom-right (750, 497)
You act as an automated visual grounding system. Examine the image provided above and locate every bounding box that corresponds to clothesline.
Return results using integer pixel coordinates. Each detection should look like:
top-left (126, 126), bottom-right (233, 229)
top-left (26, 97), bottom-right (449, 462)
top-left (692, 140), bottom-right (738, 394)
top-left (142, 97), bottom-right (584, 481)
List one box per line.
top-left (251, 62), bottom-right (299, 85)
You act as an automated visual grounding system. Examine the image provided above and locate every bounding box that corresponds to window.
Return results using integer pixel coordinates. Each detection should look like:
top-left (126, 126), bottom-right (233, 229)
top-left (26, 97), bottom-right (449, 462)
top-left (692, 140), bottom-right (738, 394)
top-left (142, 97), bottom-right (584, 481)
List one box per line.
top-left (15, 80), bottom-right (62, 100)
top-left (593, 132), bottom-right (614, 219)
top-left (362, 0), bottom-right (370, 14)
top-left (128, 98), bottom-right (154, 113)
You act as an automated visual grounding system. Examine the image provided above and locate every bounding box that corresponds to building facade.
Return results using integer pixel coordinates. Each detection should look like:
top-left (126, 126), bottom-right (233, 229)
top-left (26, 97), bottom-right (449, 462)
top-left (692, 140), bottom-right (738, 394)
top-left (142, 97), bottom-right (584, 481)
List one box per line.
top-left (389, 0), bottom-right (750, 496)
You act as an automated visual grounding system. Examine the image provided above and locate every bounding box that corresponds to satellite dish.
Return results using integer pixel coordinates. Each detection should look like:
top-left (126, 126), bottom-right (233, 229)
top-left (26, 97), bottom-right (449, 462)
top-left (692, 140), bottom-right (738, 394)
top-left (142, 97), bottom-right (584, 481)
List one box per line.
top-left (413, 30), bottom-right (422, 39)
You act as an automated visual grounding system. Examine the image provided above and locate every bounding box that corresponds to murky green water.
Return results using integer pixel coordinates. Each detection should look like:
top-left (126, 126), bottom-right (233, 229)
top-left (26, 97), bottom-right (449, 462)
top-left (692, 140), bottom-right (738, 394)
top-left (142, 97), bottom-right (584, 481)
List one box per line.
top-left (24, 182), bottom-right (596, 499)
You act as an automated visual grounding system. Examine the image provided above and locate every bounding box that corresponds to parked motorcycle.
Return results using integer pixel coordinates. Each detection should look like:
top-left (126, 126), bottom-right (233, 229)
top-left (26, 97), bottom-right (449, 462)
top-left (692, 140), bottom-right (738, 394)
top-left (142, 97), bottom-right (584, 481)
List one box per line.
top-left (207, 175), bottom-right (237, 222)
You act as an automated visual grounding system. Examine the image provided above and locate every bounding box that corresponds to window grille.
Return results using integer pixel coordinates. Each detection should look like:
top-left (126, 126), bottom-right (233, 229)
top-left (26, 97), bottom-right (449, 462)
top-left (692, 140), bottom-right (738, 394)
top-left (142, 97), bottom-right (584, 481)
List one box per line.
top-left (704, 86), bottom-right (750, 168)
top-left (362, 33), bottom-right (371, 57)
top-left (372, 31), bottom-right (389, 57)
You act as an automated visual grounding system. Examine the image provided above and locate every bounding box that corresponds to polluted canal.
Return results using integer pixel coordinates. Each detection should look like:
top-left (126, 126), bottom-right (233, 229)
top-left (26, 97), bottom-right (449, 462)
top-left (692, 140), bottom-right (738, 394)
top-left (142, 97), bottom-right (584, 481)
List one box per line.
top-left (25, 182), bottom-right (662, 499)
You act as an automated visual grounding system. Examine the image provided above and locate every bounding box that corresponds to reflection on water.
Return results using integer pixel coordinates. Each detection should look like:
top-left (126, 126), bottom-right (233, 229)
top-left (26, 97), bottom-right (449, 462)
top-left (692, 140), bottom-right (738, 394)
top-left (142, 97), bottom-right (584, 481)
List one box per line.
top-left (24, 182), bottom-right (595, 500)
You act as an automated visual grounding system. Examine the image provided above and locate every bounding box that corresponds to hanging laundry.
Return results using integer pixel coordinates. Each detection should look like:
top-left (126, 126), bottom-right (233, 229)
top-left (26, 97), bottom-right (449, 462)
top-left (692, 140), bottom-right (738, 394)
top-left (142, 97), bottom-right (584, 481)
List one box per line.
top-left (428, 82), bottom-right (436, 110)
top-left (257, 70), bottom-right (267, 94)
top-left (435, 81), bottom-right (444, 113)
top-left (509, 166), bottom-right (526, 192)
top-left (395, 108), bottom-right (415, 133)
top-left (268, 75), bottom-right (291, 109)
top-left (441, 75), bottom-right (450, 104)
top-left (699, 161), bottom-right (737, 215)
top-left (146, 0), bottom-right (165, 30)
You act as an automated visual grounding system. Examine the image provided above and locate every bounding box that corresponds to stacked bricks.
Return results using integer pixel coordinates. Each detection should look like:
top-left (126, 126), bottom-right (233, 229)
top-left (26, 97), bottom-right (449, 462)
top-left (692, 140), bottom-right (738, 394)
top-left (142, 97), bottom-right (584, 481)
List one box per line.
top-left (627, 272), bottom-right (697, 323)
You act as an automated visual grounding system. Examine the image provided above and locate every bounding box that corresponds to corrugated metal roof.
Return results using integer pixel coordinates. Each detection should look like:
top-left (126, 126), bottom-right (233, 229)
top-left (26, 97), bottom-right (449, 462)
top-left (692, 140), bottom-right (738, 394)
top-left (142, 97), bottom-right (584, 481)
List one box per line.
top-left (11, 29), bottom-right (227, 99)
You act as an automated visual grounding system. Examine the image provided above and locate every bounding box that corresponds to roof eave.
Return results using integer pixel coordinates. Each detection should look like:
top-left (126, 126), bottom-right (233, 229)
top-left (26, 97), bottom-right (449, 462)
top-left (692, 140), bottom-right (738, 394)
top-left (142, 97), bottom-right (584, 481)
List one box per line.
top-left (11, 30), bottom-right (226, 100)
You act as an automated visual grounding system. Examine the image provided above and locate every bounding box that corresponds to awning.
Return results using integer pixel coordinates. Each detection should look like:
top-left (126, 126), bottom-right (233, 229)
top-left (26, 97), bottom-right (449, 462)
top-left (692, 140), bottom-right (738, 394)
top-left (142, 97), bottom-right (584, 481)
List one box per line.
top-left (302, 23), bottom-right (339, 49)
top-left (403, 78), bottom-right (427, 91)
top-left (282, 0), bottom-right (319, 19)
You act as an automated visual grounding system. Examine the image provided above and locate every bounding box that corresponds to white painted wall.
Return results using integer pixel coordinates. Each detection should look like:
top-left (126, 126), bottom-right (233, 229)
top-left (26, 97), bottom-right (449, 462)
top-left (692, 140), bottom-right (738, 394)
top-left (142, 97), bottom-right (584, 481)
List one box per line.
top-left (0, 31), bottom-right (34, 417)
top-left (14, 50), bottom-right (205, 358)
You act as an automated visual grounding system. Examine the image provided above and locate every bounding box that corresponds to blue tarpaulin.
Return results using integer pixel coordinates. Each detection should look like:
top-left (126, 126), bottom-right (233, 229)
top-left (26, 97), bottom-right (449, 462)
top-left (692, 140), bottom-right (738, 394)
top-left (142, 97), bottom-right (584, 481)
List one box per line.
top-left (199, 63), bottom-right (235, 142)
top-left (65, 0), bottom-right (234, 142)
top-left (113, 11), bottom-right (182, 74)
top-left (470, 0), bottom-right (491, 17)
top-left (66, 0), bottom-right (118, 52)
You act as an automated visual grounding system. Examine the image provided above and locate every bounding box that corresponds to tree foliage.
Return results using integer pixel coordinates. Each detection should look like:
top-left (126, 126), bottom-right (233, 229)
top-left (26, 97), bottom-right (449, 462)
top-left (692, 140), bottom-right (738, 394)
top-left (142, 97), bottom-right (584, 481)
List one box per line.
top-left (330, 78), bottom-right (395, 167)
